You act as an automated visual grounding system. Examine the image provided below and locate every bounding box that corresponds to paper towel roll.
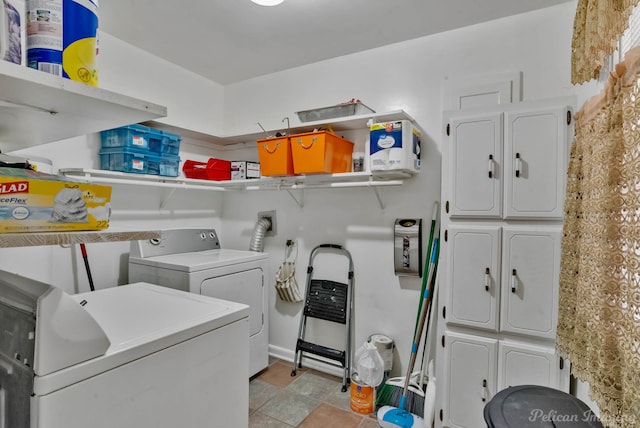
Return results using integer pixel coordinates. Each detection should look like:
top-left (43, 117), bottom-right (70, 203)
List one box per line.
top-left (368, 334), bottom-right (394, 372)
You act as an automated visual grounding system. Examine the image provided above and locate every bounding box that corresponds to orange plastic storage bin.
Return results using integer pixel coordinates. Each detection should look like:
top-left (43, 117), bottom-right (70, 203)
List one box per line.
top-left (256, 136), bottom-right (294, 176)
top-left (290, 131), bottom-right (354, 174)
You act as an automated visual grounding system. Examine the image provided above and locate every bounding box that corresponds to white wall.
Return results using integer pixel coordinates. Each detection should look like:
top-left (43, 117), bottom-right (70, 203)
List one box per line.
top-left (97, 32), bottom-right (227, 136)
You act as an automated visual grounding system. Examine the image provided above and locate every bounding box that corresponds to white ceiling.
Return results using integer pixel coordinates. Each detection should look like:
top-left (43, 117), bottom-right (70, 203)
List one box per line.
top-left (99, 0), bottom-right (573, 85)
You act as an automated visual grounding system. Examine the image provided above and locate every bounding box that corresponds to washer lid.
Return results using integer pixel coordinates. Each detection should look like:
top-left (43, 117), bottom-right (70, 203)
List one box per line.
top-left (129, 248), bottom-right (268, 272)
top-left (33, 282), bottom-right (248, 395)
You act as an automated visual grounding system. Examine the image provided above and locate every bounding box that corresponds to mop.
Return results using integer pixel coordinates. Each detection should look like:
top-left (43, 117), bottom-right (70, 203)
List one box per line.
top-left (377, 238), bottom-right (439, 428)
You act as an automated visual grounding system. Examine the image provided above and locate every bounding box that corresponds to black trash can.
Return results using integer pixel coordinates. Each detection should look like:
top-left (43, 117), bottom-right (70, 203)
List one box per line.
top-left (484, 385), bottom-right (604, 428)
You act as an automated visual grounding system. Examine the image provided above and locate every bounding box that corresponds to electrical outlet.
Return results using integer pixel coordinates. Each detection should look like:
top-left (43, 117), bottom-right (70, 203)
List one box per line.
top-left (258, 210), bottom-right (277, 237)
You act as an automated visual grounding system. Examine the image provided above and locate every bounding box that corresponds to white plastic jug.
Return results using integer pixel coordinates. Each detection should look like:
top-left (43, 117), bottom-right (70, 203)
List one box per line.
top-left (354, 341), bottom-right (385, 387)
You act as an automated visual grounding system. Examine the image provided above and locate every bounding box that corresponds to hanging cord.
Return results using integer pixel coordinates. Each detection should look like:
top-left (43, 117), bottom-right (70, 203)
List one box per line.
top-left (275, 240), bottom-right (303, 302)
top-left (79, 243), bottom-right (95, 291)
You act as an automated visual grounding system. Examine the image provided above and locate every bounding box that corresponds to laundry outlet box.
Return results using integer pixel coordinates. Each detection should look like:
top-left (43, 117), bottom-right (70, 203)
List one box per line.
top-left (0, 167), bottom-right (111, 233)
top-left (369, 120), bottom-right (421, 173)
top-left (290, 131), bottom-right (354, 174)
top-left (231, 161), bottom-right (260, 180)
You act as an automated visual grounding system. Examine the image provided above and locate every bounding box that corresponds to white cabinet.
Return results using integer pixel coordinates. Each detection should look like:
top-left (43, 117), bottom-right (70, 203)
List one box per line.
top-left (498, 340), bottom-right (568, 392)
top-left (447, 102), bottom-right (570, 220)
top-left (437, 97), bottom-right (574, 428)
top-left (500, 227), bottom-right (560, 339)
top-left (446, 226), bottom-right (501, 330)
top-left (442, 332), bottom-right (497, 428)
top-left (446, 225), bottom-right (561, 339)
top-left (442, 332), bottom-right (569, 428)
top-left (448, 113), bottom-right (503, 218)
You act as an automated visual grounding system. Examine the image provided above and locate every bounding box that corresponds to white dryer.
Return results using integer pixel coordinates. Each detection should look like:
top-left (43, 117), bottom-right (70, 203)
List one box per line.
top-left (0, 271), bottom-right (249, 428)
top-left (128, 228), bottom-right (270, 377)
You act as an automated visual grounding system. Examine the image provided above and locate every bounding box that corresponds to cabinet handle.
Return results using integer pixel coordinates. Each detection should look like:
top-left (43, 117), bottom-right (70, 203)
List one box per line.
top-left (515, 152), bottom-right (521, 177)
top-left (511, 268), bottom-right (517, 293)
top-left (481, 379), bottom-right (488, 402)
top-left (484, 267), bottom-right (490, 291)
top-left (487, 154), bottom-right (494, 178)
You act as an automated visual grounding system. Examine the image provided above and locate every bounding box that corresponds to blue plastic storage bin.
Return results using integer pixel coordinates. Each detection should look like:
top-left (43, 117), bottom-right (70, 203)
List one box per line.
top-left (100, 124), bottom-right (182, 156)
top-left (99, 147), bottom-right (149, 174)
top-left (147, 153), bottom-right (181, 177)
top-left (101, 124), bottom-right (152, 150)
top-left (99, 147), bottom-right (181, 177)
top-left (151, 131), bottom-right (181, 155)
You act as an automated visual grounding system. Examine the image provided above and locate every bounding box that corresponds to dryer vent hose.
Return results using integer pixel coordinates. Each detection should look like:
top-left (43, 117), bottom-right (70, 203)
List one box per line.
top-left (250, 217), bottom-right (272, 252)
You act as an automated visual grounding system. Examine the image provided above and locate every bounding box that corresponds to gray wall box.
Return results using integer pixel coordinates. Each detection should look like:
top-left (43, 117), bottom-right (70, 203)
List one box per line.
top-left (394, 218), bottom-right (422, 277)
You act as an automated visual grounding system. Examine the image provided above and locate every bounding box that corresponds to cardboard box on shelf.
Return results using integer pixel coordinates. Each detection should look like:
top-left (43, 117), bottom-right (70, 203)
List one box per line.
top-left (231, 161), bottom-right (260, 180)
top-left (0, 168), bottom-right (111, 233)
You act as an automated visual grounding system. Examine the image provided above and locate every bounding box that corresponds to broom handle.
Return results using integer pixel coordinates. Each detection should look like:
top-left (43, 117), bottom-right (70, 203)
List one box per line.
top-left (413, 203), bottom-right (439, 338)
top-left (402, 238), bottom-right (439, 399)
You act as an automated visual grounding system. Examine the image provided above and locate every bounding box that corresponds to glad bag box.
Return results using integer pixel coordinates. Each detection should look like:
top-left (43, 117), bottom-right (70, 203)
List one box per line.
top-left (0, 168), bottom-right (112, 233)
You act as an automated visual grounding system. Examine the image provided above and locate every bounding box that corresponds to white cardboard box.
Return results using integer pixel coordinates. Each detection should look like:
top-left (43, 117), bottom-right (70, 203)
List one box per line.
top-left (231, 161), bottom-right (260, 180)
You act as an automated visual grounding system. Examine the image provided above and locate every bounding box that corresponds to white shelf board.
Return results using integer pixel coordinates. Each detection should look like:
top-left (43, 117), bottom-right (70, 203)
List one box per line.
top-left (0, 227), bottom-right (161, 248)
top-left (59, 168), bottom-right (413, 191)
top-left (144, 110), bottom-right (424, 146)
top-left (0, 61), bottom-right (166, 152)
top-left (59, 168), bottom-right (228, 191)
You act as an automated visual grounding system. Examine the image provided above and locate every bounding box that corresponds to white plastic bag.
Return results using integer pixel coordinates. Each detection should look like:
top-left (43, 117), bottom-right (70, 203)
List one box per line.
top-left (354, 341), bottom-right (385, 387)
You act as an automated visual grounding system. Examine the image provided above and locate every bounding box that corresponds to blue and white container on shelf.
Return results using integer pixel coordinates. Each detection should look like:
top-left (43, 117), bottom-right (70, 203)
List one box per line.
top-left (26, 0), bottom-right (98, 86)
top-left (369, 120), bottom-right (421, 173)
top-left (26, 0), bottom-right (64, 76)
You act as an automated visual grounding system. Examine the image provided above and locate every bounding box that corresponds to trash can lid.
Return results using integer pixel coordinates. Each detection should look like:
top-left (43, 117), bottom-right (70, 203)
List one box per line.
top-left (484, 385), bottom-right (603, 428)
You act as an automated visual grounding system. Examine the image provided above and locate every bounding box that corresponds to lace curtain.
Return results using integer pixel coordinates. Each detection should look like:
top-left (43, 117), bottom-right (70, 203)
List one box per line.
top-left (558, 46), bottom-right (640, 427)
top-left (571, 0), bottom-right (640, 84)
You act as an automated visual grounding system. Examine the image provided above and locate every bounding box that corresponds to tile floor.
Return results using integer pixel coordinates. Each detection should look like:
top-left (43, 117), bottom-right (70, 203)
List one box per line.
top-left (249, 358), bottom-right (380, 428)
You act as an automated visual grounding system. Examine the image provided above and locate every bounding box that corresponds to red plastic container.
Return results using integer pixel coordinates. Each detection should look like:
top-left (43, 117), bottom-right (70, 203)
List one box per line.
top-left (182, 158), bottom-right (231, 181)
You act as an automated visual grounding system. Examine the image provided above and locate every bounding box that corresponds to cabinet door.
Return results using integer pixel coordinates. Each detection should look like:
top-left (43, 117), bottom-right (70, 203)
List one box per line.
top-left (504, 104), bottom-right (569, 219)
top-left (446, 226), bottom-right (501, 331)
top-left (498, 341), bottom-right (569, 392)
top-left (442, 332), bottom-right (497, 428)
top-left (448, 112), bottom-right (503, 218)
top-left (500, 227), bottom-right (561, 338)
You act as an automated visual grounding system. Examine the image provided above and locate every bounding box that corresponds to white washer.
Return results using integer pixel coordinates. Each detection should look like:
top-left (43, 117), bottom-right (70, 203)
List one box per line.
top-left (0, 271), bottom-right (249, 428)
top-left (128, 228), bottom-right (269, 377)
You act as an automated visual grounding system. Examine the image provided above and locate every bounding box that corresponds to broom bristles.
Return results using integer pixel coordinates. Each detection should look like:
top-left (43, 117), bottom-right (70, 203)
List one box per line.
top-left (376, 382), bottom-right (425, 417)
